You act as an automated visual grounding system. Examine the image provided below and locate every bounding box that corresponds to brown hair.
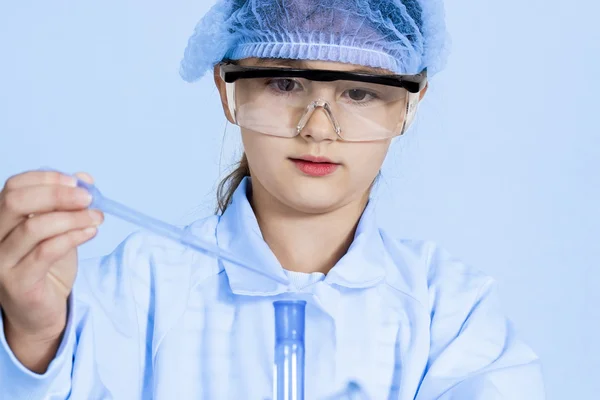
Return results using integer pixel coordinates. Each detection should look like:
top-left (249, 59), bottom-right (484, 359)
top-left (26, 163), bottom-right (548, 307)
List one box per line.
top-left (216, 153), bottom-right (250, 214)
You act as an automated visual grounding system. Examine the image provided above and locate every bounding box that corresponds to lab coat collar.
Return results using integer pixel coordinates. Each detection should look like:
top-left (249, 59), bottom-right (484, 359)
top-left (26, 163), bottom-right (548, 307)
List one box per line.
top-left (216, 178), bottom-right (387, 296)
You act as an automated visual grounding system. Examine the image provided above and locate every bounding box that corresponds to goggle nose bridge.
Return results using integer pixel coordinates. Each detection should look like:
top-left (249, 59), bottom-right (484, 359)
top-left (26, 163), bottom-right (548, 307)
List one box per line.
top-left (296, 99), bottom-right (343, 138)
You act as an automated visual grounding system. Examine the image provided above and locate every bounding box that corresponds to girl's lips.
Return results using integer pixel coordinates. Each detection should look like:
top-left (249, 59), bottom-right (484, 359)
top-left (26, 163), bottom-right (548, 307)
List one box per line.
top-left (290, 158), bottom-right (339, 177)
top-left (294, 155), bottom-right (337, 164)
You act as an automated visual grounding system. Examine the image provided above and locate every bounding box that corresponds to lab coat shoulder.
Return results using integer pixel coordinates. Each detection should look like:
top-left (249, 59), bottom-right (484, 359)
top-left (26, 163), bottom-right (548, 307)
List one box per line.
top-left (378, 234), bottom-right (545, 399)
top-left (377, 232), bottom-right (489, 308)
top-left (34, 214), bottom-right (223, 400)
top-left (75, 212), bottom-right (224, 346)
top-left (76, 214), bottom-right (221, 323)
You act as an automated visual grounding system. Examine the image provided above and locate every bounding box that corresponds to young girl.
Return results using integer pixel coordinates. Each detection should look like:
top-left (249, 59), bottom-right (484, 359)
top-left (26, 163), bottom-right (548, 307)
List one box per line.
top-left (0, 0), bottom-right (545, 399)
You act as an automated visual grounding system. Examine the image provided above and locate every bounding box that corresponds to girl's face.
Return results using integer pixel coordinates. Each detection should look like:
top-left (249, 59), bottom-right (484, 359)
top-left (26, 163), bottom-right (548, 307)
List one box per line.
top-left (215, 58), bottom-right (425, 214)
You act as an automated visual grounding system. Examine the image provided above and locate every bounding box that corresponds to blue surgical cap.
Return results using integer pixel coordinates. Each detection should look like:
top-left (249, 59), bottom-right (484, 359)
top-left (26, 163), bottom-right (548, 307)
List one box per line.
top-left (180, 0), bottom-right (451, 81)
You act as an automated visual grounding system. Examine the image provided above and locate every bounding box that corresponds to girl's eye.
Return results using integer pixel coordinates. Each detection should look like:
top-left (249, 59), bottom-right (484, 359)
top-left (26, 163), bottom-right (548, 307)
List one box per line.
top-left (271, 79), bottom-right (298, 92)
top-left (344, 89), bottom-right (379, 103)
top-left (348, 89), bottom-right (370, 101)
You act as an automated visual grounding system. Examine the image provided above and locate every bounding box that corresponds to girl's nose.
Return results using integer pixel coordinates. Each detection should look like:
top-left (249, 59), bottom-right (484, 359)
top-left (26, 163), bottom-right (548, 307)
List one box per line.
top-left (296, 100), bottom-right (341, 142)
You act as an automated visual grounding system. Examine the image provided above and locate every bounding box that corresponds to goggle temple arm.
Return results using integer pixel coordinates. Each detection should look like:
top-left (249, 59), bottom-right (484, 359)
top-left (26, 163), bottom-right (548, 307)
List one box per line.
top-left (400, 91), bottom-right (421, 135)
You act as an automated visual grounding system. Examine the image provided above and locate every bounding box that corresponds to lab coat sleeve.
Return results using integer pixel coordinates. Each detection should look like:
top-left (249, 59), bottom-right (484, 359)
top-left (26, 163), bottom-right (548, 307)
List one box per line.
top-left (0, 294), bottom-right (77, 400)
top-left (0, 232), bottom-right (148, 400)
top-left (416, 247), bottom-right (546, 400)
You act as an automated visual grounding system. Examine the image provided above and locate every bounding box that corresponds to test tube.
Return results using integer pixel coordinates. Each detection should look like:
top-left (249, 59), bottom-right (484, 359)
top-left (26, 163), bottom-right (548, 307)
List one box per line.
top-left (273, 300), bottom-right (306, 400)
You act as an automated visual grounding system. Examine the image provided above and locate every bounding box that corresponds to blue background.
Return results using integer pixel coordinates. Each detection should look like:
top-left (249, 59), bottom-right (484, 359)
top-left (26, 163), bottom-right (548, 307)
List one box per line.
top-left (0, 1), bottom-right (598, 398)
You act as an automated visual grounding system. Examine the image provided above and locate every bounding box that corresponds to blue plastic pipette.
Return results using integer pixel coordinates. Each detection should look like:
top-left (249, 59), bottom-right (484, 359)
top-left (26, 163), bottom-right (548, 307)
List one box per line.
top-left (43, 169), bottom-right (288, 285)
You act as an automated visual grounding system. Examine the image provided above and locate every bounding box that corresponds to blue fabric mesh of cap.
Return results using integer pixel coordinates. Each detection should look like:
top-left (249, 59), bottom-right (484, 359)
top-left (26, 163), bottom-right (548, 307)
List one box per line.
top-left (180, 0), bottom-right (451, 81)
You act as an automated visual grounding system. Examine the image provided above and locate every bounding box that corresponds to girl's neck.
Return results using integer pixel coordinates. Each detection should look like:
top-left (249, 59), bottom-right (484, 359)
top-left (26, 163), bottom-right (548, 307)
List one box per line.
top-left (249, 180), bottom-right (369, 275)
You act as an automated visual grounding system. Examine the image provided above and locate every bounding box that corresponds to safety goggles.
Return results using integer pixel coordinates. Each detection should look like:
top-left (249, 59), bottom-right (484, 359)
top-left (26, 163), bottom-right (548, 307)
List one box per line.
top-left (219, 61), bottom-right (427, 142)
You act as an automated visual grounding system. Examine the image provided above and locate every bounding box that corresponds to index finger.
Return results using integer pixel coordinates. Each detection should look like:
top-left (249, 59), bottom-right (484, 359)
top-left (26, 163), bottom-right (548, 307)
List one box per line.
top-left (74, 172), bottom-right (94, 185)
top-left (3, 171), bottom-right (78, 192)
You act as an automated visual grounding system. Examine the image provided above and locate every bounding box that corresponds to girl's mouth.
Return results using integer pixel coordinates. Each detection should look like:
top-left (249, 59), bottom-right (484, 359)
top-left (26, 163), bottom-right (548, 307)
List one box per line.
top-left (289, 156), bottom-right (340, 177)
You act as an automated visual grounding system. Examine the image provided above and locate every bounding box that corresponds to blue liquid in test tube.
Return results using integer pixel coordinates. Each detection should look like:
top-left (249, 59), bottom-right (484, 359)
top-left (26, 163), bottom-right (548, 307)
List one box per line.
top-left (273, 300), bottom-right (306, 400)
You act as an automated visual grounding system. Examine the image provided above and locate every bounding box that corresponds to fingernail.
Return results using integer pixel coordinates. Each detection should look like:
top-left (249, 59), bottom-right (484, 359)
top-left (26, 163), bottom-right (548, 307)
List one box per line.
top-left (75, 188), bottom-right (92, 205)
top-left (60, 174), bottom-right (78, 187)
top-left (82, 227), bottom-right (97, 236)
top-left (89, 210), bottom-right (103, 225)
